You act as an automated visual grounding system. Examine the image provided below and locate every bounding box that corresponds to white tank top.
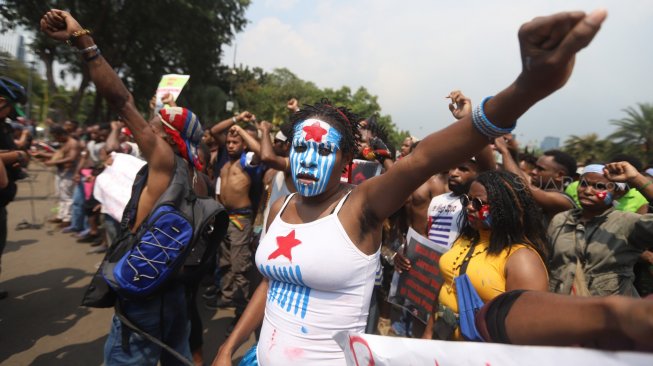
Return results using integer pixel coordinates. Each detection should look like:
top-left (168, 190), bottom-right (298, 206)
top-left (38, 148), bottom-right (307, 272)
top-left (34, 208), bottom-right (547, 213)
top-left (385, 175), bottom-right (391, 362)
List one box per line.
top-left (255, 192), bottom-right (380, 366)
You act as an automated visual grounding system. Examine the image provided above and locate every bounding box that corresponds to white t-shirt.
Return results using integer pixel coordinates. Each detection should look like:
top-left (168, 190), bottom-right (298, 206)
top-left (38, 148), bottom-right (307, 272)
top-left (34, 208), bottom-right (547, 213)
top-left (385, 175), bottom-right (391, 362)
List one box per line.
top-left (426, 192), bottom-right (463, 250)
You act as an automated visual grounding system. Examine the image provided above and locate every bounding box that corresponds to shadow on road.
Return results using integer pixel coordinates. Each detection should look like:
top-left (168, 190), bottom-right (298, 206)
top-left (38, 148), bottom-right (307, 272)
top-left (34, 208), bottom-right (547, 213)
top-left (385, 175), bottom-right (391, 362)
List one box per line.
top-left (0, 268), bottom-right (93, 363)
top-left (30, 335), bottom-right (107, 366)
top-left (2, 239), bottom-right (39, 254)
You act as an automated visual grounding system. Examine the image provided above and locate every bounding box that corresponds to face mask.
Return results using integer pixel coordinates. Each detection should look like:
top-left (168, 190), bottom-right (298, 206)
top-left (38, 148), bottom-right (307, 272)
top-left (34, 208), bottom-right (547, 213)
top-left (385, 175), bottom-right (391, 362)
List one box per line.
top-left (290, 119), bottom-right (342, 197)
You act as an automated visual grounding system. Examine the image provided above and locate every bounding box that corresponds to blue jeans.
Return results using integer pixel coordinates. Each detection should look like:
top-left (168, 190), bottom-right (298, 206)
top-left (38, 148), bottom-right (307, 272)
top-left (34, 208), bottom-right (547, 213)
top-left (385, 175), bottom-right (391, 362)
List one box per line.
top-left (104, 284), bottom-right (192, 366)
top-left (70, 181), bottom-right (88, 231)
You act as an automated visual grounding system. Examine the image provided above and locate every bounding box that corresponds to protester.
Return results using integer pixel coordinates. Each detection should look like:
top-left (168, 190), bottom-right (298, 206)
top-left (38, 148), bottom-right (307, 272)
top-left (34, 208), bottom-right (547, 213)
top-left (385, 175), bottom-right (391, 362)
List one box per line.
top-left (205, 122), bottom-right (264, 315)
top-left (496, 139), bottom-right (577, 221)
top-left (31, 124), bottom-right (80, 227)
top-left (0, 76), bottom-right (30, 300)
top-left (422, 170), bottom-right (549, 341)
top-left (40, 10), bottom-right (228, 366)
top-left (548, 161), bottom-right (653, 296)
top-left (210, 9), bottom-right (608, 364)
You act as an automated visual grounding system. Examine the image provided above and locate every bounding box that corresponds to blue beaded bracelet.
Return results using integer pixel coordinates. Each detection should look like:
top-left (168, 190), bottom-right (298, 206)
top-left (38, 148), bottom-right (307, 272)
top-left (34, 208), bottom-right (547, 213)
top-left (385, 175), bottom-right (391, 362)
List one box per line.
top-left (471, 96), bottom-right (516, 139)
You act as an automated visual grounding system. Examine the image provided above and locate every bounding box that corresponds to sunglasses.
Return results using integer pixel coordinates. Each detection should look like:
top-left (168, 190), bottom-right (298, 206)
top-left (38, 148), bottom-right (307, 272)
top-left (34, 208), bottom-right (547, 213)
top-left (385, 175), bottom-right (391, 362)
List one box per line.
top-left (579, 180), bottom-right (612, 191)
top-left (460, 194), bottom-right (489, 211)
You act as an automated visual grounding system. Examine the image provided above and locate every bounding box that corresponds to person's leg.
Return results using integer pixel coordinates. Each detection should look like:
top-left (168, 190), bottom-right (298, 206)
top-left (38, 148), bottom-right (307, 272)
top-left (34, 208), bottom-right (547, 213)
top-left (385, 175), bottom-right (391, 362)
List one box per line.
top-left (159, 284), bottom-right (192, 365)
top-left (104, 286), bottom-right (192, 366)
top-left (216, 223), bottom-right (234, 305)
top-left (67, 181), bottom-right (86, 232)
top-left (229, 216), bottom-right (253, 308)
top-left (186, 282), bottom-right (204, 366)
top-left (58, 173), bottom-right (75, 224)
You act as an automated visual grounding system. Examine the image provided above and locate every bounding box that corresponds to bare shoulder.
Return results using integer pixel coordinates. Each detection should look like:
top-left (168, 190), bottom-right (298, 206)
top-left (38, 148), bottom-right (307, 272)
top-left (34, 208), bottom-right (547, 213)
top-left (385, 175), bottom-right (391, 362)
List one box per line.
top-left (505, 246), bottom-right (548, 291)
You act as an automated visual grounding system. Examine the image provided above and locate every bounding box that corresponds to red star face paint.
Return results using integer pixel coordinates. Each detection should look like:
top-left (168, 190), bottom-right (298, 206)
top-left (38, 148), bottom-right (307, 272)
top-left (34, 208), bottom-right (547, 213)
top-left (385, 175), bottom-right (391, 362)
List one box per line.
top-left (290, 119), bottom-right (341, 197)
top-left (596, 190), bottom-right (613, 206)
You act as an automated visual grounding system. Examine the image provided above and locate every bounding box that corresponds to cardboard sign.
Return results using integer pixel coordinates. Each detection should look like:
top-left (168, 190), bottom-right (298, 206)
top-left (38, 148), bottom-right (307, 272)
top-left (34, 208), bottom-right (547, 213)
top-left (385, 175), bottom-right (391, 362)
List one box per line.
top-left (154, 74), bottom-right (190, 113)
top-left (333, 331), bottom-right (653, 366)
top-left (388, 227), bottom-right (447, 324)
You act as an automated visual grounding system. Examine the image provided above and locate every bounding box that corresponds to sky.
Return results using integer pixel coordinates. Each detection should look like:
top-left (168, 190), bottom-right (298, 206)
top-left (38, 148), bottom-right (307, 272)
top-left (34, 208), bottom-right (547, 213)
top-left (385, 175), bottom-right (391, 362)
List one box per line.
top-left (221, 0), bottom-right (653, 148)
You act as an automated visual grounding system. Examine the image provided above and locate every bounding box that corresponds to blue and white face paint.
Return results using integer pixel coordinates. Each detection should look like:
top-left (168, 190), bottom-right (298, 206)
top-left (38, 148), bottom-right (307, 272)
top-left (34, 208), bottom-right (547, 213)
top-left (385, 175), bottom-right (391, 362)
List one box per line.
top-left (290, 119), bottom-right (342, 197)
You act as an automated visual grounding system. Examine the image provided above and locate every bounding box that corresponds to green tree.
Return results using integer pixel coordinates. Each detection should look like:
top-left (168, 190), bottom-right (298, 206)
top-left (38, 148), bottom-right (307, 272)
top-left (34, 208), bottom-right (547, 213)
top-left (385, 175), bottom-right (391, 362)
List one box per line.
top-left (1, 0), bottom-right (250, 123)
top-left (562, 133), bottom-right (612, 165)
top-left (608, 103), bottom-right (653, 164)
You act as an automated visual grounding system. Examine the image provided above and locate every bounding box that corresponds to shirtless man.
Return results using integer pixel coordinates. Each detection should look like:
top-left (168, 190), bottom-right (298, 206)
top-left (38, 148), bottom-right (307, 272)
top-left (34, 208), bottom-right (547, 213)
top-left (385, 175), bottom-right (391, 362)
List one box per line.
top-left (35, 125), bottom-right (80, 225)
top-left (212, 126), bottom-right (264, 310)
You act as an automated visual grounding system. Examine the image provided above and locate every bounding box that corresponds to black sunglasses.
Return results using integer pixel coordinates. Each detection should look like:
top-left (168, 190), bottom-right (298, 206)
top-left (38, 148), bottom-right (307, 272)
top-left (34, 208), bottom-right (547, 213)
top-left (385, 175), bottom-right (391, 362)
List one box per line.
top-left (460, 194), bottom-right (489, 211)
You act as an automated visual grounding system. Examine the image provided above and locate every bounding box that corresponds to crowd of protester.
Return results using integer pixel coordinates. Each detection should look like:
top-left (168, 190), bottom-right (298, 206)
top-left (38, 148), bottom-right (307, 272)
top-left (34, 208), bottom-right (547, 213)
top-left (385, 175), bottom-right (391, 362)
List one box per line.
top-left (0, 6), bottom-right (652, 366)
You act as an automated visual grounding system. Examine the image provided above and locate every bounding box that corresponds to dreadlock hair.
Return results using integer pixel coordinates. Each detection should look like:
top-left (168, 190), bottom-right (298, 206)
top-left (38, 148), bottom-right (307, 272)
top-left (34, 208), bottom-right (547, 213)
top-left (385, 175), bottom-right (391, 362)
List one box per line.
top-left (458, 170), bottom-right (549, 259)
top-left (289, 98), bottom-right (361, 156)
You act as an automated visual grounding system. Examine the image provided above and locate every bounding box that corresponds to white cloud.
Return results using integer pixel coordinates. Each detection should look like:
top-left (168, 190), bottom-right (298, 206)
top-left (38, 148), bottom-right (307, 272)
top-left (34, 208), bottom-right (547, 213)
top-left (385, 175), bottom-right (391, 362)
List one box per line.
top-left (225, 0), bottom-right (653, 146)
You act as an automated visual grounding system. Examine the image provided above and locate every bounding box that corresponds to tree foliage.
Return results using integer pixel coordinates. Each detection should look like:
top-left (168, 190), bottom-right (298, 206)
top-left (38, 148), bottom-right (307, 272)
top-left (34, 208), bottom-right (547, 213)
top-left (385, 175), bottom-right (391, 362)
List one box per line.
top-left (227, 67), bottom-right (408, 147)
top-left (1, 0), bottom-right (250, 123)
top-left (608, 103), bottom-right (653, 164)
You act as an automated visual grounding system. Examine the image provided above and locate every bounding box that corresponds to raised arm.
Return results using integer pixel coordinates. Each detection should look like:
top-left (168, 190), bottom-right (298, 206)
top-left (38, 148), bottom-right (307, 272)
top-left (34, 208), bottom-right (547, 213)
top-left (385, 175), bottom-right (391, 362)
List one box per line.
top-left (448, 90), bottom-right (496, 171)
top-left (104, 121), bottom-right (123, 153)
top-left (40, 9), bottom-right (173, 175)
top-left (351, 10), bottom-right (607, 222)
top-left (605, 161), bottom-right (653, 203)
top-left (495, 136), bottom-right (573, 215)
top-left (257, 121), bottom-right (290, 172)
top-left (209, 111), bottom-right (256, 146)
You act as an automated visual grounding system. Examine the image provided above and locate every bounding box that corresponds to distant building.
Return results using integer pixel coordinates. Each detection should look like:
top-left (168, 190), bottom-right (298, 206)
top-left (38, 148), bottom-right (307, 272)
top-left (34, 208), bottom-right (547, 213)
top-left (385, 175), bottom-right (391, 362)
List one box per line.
top-left (16, 35), bottom-right (26, 63)
top-left (540, 136), bottom-right (560, 151)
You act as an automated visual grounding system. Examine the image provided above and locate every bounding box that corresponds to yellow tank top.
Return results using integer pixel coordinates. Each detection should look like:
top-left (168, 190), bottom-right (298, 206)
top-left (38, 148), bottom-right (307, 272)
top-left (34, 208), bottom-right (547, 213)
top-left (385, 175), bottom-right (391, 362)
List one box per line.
top-left (437, 231), bottom-right (539, 340)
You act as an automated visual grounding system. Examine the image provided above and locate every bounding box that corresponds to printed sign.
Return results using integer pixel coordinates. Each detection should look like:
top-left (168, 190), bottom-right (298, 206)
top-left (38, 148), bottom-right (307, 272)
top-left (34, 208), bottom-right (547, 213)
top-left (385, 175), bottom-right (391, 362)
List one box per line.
top-left (154, 74), bottom-right (190, 113)
top-left (388, 227), bottom-right (447, 324)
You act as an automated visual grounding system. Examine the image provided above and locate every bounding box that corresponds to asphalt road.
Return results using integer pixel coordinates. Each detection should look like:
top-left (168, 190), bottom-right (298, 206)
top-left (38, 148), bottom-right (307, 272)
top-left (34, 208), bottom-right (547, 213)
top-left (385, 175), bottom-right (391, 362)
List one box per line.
top-left (0, 167), bottom-right (254, 365)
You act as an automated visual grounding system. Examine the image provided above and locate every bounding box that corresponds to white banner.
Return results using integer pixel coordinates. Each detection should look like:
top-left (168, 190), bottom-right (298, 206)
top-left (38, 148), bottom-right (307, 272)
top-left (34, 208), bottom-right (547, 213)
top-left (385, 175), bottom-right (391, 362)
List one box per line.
top-left (93, 153), bottom-right (146, 221)
top-left (334, 331), bottom-right (653, 366)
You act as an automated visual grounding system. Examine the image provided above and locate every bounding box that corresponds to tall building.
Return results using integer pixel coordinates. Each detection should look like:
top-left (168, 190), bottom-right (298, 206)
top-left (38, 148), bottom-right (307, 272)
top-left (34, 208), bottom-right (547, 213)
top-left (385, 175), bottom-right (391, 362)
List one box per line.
top-left (540, 136), bottom-right (560, 151)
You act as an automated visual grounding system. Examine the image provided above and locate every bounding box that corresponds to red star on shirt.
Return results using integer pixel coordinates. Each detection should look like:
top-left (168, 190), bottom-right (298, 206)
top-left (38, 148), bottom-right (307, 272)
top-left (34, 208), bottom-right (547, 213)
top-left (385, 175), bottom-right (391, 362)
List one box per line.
top-left (268, 230), bottom-right (302, 262)
top-left (302, 122), bottom-right (328, 142)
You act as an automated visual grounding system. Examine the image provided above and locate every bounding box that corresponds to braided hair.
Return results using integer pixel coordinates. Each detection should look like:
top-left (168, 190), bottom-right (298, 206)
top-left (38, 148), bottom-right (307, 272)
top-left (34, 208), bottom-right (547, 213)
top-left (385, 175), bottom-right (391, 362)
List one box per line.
top-left (459, 170), bottom-right (549, 259)
top-left (289, 98), bottom-right (361, 156)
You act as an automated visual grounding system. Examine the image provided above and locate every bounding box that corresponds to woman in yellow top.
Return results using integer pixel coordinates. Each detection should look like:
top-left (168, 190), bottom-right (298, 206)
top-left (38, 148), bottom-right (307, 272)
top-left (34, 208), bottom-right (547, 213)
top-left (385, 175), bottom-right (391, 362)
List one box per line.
top-left (424, 170), bottom-right (549, 340)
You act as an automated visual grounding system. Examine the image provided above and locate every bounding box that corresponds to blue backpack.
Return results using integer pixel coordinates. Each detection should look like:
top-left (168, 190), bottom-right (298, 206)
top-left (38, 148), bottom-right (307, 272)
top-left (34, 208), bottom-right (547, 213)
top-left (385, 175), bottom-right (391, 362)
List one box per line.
top-left (100, 156), bottom-right (227, 299)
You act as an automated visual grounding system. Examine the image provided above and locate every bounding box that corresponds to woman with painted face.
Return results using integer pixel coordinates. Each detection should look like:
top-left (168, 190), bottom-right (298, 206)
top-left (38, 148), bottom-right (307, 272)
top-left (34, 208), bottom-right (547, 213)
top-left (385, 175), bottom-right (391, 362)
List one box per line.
top-left (422, 171), bottom-right (549, 341)
top-left (213, 9), bottom-right (607, 366)
top-left (548, 161), bottom-right (653, 297)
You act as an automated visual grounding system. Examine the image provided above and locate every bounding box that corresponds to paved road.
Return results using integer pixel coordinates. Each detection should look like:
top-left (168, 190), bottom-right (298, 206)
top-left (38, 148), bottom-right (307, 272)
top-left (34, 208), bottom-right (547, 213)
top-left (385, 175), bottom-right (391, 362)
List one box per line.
top-left (0, 167), bottom-right (254, 365)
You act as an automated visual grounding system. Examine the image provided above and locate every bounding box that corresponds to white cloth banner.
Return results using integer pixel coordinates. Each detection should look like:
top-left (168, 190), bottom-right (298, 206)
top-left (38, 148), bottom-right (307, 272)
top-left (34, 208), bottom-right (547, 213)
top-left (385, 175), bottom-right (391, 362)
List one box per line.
top-left (334, 331), bottom-right (653, 366)
top-left (93, 153), bottom-right (146, 221)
